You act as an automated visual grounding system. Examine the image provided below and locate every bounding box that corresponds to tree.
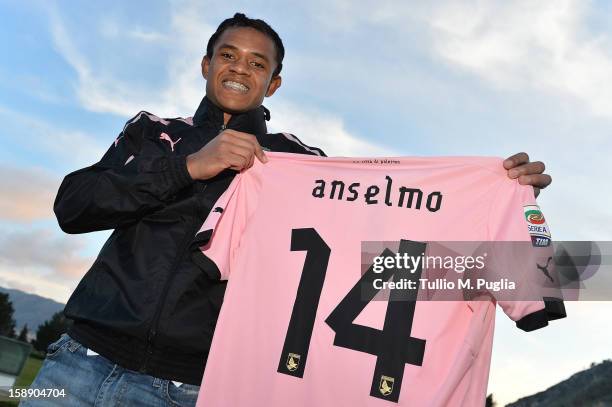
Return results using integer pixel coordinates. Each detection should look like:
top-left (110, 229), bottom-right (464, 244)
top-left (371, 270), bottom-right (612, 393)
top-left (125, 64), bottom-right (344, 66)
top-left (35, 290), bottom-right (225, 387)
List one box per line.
top-left (17, 324), bottom-right (29, 342)
top-left (32, 312), bottom-right (72, 352)
top-left (0, 292), bottom-right (16, 338)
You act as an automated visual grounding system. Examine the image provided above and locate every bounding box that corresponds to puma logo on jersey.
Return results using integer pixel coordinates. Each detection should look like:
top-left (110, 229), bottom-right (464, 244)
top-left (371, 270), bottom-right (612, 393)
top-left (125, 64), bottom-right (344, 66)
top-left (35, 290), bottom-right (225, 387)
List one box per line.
top-left (537, 256), bottom-right (554, 282)
top-left (213, 207), bottom-right (224, 213)
top-left (160, 132), bottom-right (182, 152)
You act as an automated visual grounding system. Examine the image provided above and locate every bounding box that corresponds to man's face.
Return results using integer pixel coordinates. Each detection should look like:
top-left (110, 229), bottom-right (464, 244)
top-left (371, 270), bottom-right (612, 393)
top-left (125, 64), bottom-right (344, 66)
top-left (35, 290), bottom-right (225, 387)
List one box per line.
top-left (203, 27), bottom-right (282, 115)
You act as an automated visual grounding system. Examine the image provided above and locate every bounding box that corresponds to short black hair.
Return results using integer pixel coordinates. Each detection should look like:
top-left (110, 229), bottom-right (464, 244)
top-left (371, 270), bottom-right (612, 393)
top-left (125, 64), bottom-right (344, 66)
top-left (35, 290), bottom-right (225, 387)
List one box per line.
top-left (206, 13), bottom-right (285, 76)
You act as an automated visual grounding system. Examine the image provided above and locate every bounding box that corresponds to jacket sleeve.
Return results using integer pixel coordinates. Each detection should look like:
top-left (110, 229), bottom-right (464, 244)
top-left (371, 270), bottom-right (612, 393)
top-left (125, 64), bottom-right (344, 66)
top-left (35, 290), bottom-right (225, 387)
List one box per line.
top-left (54, 112), bottom-right (194, 234)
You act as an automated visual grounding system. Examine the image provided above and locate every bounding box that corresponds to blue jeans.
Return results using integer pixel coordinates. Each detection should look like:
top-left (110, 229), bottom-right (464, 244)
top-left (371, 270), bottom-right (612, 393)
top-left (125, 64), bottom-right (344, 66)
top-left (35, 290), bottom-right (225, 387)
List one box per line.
top-left (20, 334), bottom-right (200, 406)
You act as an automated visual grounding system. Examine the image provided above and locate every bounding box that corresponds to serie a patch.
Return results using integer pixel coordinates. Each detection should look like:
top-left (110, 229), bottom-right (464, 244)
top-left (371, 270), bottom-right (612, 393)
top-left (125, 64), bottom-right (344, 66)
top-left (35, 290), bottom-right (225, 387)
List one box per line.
top-left (524, 205), bottom-right (551, 247)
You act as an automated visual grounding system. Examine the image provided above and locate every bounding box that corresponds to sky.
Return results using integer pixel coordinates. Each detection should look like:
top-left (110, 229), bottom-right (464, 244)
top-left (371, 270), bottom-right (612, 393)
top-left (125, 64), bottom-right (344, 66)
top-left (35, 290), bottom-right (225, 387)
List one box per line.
top-left (0, 0), bottom-right (611, 404)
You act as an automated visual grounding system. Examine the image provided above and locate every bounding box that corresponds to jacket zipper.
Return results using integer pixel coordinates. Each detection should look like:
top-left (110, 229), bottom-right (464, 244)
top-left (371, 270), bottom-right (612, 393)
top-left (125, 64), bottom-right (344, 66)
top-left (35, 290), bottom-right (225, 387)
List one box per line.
top-left (140, 121), bottom-right (226, 373)
top-left (140, 183), bottom-right (207, 373)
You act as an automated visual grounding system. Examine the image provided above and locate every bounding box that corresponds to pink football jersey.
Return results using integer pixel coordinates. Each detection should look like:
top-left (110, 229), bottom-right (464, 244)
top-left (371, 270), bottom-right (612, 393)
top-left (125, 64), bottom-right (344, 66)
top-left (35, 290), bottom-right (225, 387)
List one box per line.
top-left (193, 152), bottom-right (565, 407)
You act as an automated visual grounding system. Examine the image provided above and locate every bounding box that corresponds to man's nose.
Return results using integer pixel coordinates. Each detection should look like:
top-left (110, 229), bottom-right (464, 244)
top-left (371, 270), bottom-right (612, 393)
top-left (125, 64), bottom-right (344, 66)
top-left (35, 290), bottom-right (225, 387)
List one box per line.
top-left (229, 57), bottom-right (249, 75)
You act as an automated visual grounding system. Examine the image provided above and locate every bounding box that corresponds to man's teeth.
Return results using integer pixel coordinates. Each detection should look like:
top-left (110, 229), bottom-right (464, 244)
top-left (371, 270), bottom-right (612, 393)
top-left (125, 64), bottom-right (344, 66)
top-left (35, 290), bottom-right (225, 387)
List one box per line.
top-left (223, 81), bottom-right (248, 92)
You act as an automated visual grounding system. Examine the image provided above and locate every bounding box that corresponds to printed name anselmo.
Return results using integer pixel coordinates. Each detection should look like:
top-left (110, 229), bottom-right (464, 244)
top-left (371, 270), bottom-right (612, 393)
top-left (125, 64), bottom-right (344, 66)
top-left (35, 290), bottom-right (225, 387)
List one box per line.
top-left (312, 175), bottom-right (443, 212)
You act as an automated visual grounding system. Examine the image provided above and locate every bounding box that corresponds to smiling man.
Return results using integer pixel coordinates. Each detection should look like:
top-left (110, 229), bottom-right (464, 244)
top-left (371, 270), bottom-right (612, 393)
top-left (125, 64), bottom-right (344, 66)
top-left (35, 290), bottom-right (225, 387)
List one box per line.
top-left (204, 27), bottom-right (281, 115)
top-left (24, 12), bottom-right (551, 407)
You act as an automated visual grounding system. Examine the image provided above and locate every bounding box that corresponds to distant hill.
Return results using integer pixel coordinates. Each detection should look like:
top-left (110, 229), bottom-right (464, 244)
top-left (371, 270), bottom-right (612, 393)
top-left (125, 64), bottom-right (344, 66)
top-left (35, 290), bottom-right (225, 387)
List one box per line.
top-left (506, 359), bottom-right (612, 407)
top-left (0, 287), bottom-right (65, 335)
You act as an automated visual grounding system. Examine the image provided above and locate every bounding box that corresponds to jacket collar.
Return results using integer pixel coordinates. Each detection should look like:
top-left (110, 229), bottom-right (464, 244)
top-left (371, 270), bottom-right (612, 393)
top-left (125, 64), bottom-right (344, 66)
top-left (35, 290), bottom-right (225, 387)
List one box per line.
top-left (193, 96), bottom-right (269, 134)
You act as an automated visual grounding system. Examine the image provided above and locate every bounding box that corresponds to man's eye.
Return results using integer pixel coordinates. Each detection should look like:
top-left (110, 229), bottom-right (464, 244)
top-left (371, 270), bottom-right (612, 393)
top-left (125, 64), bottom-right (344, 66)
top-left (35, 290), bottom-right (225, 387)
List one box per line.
top-left (221, 52), bottom-right (233, 59)
top-left (251, 61), bottom-right (264, 69)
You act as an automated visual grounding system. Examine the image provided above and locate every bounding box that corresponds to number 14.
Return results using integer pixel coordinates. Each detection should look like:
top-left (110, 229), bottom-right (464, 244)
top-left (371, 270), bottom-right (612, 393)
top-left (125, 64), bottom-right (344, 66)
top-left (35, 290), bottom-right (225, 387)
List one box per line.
top-left (277, 228), bottom-right (427, 403)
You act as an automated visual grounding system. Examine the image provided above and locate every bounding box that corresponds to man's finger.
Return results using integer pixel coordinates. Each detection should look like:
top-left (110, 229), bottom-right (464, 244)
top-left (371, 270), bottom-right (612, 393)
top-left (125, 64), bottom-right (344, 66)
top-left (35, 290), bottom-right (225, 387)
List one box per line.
top-left (222, 131), bottom-right (267, 163)
top-left (221, 133), bottom-right (258, 151)
top-left (225, 152), bottom-right (250, 171)
top-left (225, 130), bottom-right (261, 146)
top-left (503, 152), bottom-right (530, 169)
top-left (246, 154), bottom-right (255, 170)
top-left (225, 143), bottom-right (254, 159)
top-left (508, 161), bottom-right (545, 178)
top-left (254, 144), bottom-right (268, 164)
top-left (219, 147), bottom-right (252, 172)
top-left (234, 133), bottom-right (267, 164)
top-left (518, 174), bottom-right (552, 189)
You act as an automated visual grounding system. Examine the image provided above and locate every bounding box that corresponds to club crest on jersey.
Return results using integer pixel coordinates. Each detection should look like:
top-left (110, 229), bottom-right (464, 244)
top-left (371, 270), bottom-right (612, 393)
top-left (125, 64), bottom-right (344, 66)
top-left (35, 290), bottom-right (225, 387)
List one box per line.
top-left (379, 375), bottom-right (395, 396)
top-left (286, 353), bottom-right (300, 372)
top-left (524, 205), bottom-right (551, 247)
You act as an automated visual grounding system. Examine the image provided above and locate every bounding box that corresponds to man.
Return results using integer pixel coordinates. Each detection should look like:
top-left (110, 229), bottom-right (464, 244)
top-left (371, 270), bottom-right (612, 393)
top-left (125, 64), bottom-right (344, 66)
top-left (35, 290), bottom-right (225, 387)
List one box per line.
top-left (25, 13), bottom-right (551, 407)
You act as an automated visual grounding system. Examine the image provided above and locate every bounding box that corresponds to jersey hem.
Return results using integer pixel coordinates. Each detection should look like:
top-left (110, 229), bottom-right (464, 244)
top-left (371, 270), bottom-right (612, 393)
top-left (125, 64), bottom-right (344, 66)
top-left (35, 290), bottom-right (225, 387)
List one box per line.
top-left (515, 308), bottom-right (549, 331)
top-left (543, 297), bottom-right (567, 321)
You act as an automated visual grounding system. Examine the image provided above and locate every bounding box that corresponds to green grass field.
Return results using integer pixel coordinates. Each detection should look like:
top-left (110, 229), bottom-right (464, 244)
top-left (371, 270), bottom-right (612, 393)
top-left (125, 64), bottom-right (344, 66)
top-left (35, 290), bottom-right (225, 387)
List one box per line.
top-left (0, 355), bottom-right (44, 407)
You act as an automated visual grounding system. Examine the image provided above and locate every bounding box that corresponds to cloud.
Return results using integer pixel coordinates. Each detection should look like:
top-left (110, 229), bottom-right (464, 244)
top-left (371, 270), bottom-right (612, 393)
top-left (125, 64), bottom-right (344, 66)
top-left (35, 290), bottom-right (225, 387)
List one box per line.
top-left (490, 302), bottom-right (612, 405)
top-left (0, 104), bottom-right (107, 168)
top-left (128, 28), bottom-right (168, 43)
top-left (0, 69), bottom-right (67, 106)
top-left (0, 269), bottom-right (74, 304)
top-left (426, 0), bottom-right (612, 118)
top-left (46, 3), bottom-right (212, 118)
top-left (98, 17), bottom-right (168, 43)
top-left (268, 99), bottom-right (398, 156)
top-left (0, 166), bottom-right (59, 221)
top-left (0, 228), bottom-right (94, 280)
top-left (44, 3), bottom-right (393, 158)
top-left (47, 8), bottom-right (151, 116)
top-left (303, 0), bottom-right (612, 120)
top-left (0, 275), bottom-right (37, 296)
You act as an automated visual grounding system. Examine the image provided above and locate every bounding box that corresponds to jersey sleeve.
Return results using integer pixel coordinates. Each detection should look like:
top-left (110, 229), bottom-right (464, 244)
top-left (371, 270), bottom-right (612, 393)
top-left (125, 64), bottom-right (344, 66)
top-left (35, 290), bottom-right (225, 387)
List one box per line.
top-left (487, 180), bottom-right (567, 332)
top-left (191, 168), bottom-right (261, 280)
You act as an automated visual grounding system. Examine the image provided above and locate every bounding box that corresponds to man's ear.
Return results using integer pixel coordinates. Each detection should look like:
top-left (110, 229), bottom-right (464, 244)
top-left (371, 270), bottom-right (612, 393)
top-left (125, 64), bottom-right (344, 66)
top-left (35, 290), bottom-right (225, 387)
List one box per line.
top-left (265, 75), bottom-right (282, 97)
top-left (202, 55), bottom-right (210, 80)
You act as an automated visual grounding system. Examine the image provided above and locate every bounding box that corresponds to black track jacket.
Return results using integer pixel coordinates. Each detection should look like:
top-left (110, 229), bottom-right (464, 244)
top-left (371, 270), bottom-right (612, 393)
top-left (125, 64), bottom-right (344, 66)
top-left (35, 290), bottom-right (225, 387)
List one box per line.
top-left (55, 96), bottom-right (325, 384)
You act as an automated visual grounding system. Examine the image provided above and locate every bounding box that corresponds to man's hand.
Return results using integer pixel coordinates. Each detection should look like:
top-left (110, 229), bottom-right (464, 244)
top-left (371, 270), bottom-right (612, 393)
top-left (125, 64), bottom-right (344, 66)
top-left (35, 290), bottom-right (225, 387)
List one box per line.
top-left (503, 152), bottom-right (551, 198)
top-left (186, 129), bottom-right (268, 181)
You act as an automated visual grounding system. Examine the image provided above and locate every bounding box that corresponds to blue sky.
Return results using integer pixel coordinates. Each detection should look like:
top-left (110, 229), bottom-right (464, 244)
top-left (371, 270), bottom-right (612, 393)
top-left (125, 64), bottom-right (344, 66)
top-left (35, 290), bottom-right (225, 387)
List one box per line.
top-left (1, 0), bottom-right (611, 404)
